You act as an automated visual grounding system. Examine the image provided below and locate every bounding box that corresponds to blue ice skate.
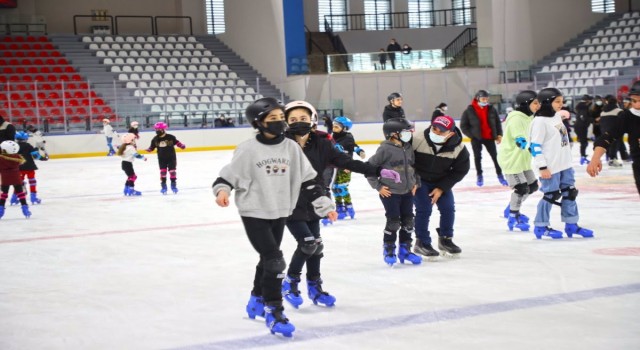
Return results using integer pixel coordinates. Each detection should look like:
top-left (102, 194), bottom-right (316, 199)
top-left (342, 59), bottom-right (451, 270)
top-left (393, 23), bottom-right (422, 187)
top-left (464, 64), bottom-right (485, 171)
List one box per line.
top-left (580, 156), bottom-right (590, 165)
top-left (507, 214), bottom-right (530, 232)
top-left (307, 278), bottom-right (336, 307)
top-left (282, 275), bottom-right (303, 309)
top-left (321, 217), bottom-right (333, 226)
top-left (383, 243), bottom-right (397, 266)
top-left (533, 226), bottom-right (563, 239)
top-left (503, 205), bottom-right (530, 222)
top-left (107, 150), bottom-right (115, 156)
top-left (0, 206), bottom-right (4, 219)
top-left (21, 205), bottom-right (31, 218)
top-left (265, 303), bottom-right (295, 337)
top-left (564, 223), bottom-right (594, 238)
top-left (171, 182), bottom-right (178, 194)
top-left (336, 204), bottom-right (347, 220)
top-left (345, 204), bottom-right (355, 219)
top-left (160, 183), bottom-right (168, 195)
top-left (124, 186), bottom-right (141, 196)
top-left (30, 192), bottom-right (41, 205)
top-left (497, 174), bottom-right (509, 186)
top-left (9, 193), bottom-right (19, 206)
top-left (476, 175), bottom-right (484, 187)
top-left (246, 294), bottom-right (265, 319)
top-left (398, 243), bottom-right (422, 265)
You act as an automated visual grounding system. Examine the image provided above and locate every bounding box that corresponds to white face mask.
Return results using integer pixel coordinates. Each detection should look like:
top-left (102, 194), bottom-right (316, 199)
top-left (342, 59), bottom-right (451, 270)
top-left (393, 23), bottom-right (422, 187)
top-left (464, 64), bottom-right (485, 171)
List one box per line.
top-left (442, 106), bottom-right (448, 111)
top-left (429, 131), bottom-right (449, 144)
top-left (630, 108), bottom-right (640, 117)
top-left (399, 131), bottom-right (412, 143)
top-left (478, 102), bottom-right (489, 107)
top-left (595, 101), bottom-right (603, 106)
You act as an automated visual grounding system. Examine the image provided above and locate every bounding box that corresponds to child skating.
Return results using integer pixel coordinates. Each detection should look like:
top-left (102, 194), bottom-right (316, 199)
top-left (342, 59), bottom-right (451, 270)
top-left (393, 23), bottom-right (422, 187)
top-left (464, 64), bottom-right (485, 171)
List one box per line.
top-left (145, 122), bottom-right (186, 194)
top-left (0, 140), bottom-right (31, 219)
top-left (13, 131), bottom-right (45, 205)
top-left (117, 133), bottom-right (147, 196)
top-left (101, 118), bottom-right (118, 156)
top-left (331, 116), bottom-right (366, 219)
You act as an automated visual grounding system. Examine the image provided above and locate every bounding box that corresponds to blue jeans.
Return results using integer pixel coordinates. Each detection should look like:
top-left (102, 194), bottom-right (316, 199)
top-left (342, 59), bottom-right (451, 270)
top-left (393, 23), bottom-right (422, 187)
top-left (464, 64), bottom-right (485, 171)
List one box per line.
top-left (413, 180), bottom-right (456, 244)
top-left (534, 168), bottom-right (579, 227)
top-left (106, 137), bottom-right (115, 153)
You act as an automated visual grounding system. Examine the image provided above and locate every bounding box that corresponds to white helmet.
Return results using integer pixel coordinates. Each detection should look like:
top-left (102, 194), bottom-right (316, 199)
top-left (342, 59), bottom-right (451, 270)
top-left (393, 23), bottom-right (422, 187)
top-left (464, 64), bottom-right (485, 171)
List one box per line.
top-left (130, 121), bottom-right (139, 128)
top-left (102, 118), bottom-right (110, 123)
top-left (1, 140), bottom-right (20, 154)
top-left (121, 133), bottom-right (137, 144)
top-left (284, 100), bottom-right (318, 123)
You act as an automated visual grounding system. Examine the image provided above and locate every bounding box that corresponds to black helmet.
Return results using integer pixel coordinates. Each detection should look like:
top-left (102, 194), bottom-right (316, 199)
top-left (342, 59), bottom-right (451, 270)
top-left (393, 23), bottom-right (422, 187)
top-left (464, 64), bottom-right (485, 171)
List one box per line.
top-left (245, 97), bottom-right (284, 127)
top-left (629, 81), bottom-right (640, 96)
top-left (537, 88), bottom-right (562, 104)
top-left (387, 92), bottom-right (402, 102)
top-left (383, 118), bottom-right (413, 138)
top-left (475, 90), bottom-right (490, 98)
top-left (515, 90), bottom-right (537, 107)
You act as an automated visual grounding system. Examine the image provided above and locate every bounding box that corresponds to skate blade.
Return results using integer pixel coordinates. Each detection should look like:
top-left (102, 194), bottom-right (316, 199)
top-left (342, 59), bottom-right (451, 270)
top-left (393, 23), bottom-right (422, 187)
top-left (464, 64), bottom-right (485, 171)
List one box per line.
top-left (440, 251), bottom-right (460, 259)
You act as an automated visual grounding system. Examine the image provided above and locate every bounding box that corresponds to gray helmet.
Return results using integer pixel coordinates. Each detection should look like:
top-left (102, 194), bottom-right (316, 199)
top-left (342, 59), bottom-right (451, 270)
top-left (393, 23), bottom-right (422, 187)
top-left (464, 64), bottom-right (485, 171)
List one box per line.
top-left (537, 88), bottom-right (563, 104)
top-left (383, 118), bottom-right (413, 139)
top-left (387, 92), bottom-right (402, 102)
top-left (245, 97), bottom-right (284, 127)
top-left (475, 90), bottom-right (490, 98)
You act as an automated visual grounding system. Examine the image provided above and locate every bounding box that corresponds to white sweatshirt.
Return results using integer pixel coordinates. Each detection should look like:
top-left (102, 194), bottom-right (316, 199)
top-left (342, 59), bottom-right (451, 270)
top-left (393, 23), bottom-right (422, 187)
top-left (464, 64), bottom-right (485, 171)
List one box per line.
top-left (529, 112), bottom-right (572, 174)
top-left (102, 124), bottom-right (117, 138)
top-left (121, 144), bottom-right (143, 163)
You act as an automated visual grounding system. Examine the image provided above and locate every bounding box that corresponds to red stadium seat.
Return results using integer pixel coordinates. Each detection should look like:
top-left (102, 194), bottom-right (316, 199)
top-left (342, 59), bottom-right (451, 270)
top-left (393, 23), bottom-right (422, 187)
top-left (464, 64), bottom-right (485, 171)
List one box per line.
top-left (38, 36), bottom-right (48, 42)
top-left (57, 58), bottom-right (68, 65)
top-left (71, 74), bottom-right (81, 81)
top-left (45, 58), bottom-right (55, 65)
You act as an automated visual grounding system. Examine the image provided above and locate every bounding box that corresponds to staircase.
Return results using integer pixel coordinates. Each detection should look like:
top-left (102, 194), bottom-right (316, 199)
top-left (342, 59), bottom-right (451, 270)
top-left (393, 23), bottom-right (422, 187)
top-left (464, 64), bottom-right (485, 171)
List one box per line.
top-left (195, 35), bottom-right (288, 101)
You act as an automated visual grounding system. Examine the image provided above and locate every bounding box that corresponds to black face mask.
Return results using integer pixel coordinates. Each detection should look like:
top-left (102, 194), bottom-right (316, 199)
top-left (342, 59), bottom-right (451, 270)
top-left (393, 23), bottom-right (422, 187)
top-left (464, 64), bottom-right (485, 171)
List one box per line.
top-left (155, 130), bottom-right (164, 136)
top-left (288, 122), bottom-right (312, 136)
top-left (261, 121), bottom-right (287, 136)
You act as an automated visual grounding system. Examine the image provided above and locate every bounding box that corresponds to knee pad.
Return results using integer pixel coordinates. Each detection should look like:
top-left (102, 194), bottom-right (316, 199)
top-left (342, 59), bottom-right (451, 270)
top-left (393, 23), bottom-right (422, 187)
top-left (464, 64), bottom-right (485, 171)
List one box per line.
top-left (543, 190), bottom-right (562, 206)
top-left (513, 183), bottom-right (529, 196)
top-left (263, 254), bottom-right (286, 275)
top-left (314, 238), bottom-right (324, 256)
top-left (299, 240), bottom-right (317, 256)
top-left (128, 175), bottom-right (138, 182)
top-left (561, 186), bottom-right (579, 201)
top-left (400, 216), bottom-right (414, 232)
top-left (528, 181), bottom-right (539, 194)
top-left (384, 218), bottom-right (401, 234)
top-left (332, 184), bottom-right (347, 197)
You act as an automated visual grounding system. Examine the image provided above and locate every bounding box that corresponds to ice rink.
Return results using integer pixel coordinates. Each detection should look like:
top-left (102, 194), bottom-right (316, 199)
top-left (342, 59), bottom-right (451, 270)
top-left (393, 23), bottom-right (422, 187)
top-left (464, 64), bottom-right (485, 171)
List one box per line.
top-left (1, 140), bottom-right (639, 350)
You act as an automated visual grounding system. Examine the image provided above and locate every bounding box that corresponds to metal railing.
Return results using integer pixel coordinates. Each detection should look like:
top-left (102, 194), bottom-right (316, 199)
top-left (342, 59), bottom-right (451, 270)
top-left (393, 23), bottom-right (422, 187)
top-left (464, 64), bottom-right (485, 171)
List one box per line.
top-left (443, 27), bottom-right (477, 67)
top-left (324, 7), bottom-right (476, 32)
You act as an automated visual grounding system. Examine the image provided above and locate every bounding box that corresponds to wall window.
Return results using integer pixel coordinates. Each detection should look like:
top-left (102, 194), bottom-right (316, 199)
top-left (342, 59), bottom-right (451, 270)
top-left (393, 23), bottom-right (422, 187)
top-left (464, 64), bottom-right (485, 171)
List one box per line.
top-left (591, 0), bottom-right (615, 13)
top-left (364, 0), bottom-right (391, 30)
top-left (408, 0), bottom-right (434, 28)
top-left (452, 0), bottom-right (472, 25)
top-left (205, 0), bottom-right (225, 34)
top-left (319, 0), bottom-right (347, 32)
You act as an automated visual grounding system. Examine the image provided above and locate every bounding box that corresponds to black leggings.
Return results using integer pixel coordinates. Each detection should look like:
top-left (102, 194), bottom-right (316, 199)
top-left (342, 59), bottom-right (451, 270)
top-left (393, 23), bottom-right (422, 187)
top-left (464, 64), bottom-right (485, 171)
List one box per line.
top-left (1, 184), bottom-right (27, 206)
top-left (634, 160), bottom-right (640, 196)
top-left (241, 216), bottom-right (287, 303)
top-left (574, 124), bottom-right (590, 158)
top-left (286, 219), bottom-right (322, 280)
top-left (471, 138), bottom-right (502, 176)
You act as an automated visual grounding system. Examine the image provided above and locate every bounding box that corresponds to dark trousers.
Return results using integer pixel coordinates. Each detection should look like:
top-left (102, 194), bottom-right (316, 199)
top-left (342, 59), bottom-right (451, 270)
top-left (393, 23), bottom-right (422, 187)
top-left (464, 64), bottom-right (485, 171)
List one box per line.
top-left (471, 138), bottom-right (502, 176)
top-left (634, 160), bottom-right (640, 196)
top-left (240, 216), bottom-right (287, 303)
top-left (574, 123), bottom-right (590, 157)
top-left (380, 192), bottom-right (414, 243)
top-left (413, 180), bottom-right (456, 244)
top-left (286, 219), bottom-right (322, 280)
top-left (121, 161), bottom-right (136, 187)
top-left (1, 184), bottom-right (27, 206)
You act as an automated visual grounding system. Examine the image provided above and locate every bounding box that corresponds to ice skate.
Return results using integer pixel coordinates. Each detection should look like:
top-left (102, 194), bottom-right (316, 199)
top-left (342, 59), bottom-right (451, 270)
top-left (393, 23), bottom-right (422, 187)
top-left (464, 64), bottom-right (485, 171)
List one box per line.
top-left (0, 206), bottom-right (4, 219)
top-left (124, 186), bottom-right (141, 196)
top-left (246, 293), bottom-right (265, 319)
top-left (21, 205), bottom-right (31, 218)
top-left (383, 243), bottom-right (397, 266)
top-left (307, 278), bottom-right (336, 307)
top-left (160, 183), bottom-right (167, 195)
top-left (497, 174), bottom-right (508, 186)
top-left (533, 226), bottom-right (563, 239)
top-left (345, 204), bottom-right (355, 219)
top-left (564, 223), bottom-right (594, 238)
top-left (608, 159), bottom-right (623, 168)
top-left (438, 235), bottom-right (461, 258)
top-left (413, 239), bottom-right (440, 261)
top-left (9, 193), bottom-right (19, 206)
top-left (107, 150), bottom-right (115, 156)
top-left (264, 302), bottom-right (295, 337)
top-left (30, 192), bottom-right (41, 205)
top-left (336, 204), bottom-right (347, 220)
top-left (321, 217), bottom-right (333, 226)
top-left (282, 275), bottom-right (303, 309)
top-left (503, 205), bottom-right (530, 222)
top-left (580, 156), bottom-right (590, 165)
top-left (398, 242), bottom-right (422, 265)
top-left (171, 182), bottom-right (178, 194)
top-left (476, 175), bottom-right (484, 187)
top-left (507, 213), bottom-right (530, 232)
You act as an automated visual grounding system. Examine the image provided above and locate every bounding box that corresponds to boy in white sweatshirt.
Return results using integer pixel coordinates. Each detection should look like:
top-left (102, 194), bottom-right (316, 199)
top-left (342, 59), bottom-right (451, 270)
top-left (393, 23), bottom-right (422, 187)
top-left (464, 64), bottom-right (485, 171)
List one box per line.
top-left (529, 88), bottom-right (594, 239)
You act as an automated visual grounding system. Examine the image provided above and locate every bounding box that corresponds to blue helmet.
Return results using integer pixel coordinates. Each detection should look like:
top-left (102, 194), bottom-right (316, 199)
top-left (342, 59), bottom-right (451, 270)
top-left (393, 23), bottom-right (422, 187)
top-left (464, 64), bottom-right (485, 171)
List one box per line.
top-left (15, 131), bottom-right (29, 140)
top-left (333, 116), bottom-right (353, 131)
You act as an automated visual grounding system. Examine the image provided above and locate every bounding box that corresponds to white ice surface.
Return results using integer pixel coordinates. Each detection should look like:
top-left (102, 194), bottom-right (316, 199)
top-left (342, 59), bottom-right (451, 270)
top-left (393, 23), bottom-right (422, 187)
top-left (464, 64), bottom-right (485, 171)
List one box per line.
top-left (0, 142), bottom-right (639, 350)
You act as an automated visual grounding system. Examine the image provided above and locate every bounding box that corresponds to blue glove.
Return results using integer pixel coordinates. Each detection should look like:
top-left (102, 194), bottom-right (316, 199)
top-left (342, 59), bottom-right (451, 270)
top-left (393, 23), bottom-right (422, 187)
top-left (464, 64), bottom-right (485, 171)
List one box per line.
top-left (334, 144), bottom-right (345, 153)
top-left (515, 136), bottom-right (527, 150)
top-left (529, 143), bottom-right (542, 157)
top-left (380, 169), bottom-right (401, 183)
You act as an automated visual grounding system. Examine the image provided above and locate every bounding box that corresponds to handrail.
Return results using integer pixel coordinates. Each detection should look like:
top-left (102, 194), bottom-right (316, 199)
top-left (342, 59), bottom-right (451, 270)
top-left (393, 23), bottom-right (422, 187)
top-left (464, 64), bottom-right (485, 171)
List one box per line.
top-left (114, 15), bottom-right (154, 35)
top-left (324, 7), bottom-right (476, 32)
top-left (73, 15), bottom-right (115, 35)
top-left (304, 25), bottom-right (325, 55)
top-left (443, 27), bottom-right (477, 67)
top-left (154, 16), bottom-right (193, 35)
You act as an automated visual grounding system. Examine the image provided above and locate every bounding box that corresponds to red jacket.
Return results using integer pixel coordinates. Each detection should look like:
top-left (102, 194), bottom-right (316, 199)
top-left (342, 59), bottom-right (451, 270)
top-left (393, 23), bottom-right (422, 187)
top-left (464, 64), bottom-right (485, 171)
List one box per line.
top-left (0, 154), bottom-right (25, 185)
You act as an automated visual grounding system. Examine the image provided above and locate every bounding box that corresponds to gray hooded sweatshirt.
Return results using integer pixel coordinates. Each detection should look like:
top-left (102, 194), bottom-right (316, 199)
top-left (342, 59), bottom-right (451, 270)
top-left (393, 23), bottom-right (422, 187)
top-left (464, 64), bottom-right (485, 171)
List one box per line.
top-left (366, 140), bottom-right (418, 194)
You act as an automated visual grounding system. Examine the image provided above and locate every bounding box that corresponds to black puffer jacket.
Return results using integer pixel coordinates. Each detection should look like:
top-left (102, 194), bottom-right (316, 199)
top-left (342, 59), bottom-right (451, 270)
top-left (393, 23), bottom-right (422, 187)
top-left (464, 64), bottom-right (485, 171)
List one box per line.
top-left (383, 105), bottom-right (405, 122)
top-left (286, 131), bottom-right (381, 221)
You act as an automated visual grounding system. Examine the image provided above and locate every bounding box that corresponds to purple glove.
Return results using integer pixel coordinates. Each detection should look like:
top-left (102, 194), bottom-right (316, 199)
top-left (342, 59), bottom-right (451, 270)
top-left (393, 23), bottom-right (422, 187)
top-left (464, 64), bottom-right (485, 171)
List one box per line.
top-left (380, 169), bottom-right (401, 183)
